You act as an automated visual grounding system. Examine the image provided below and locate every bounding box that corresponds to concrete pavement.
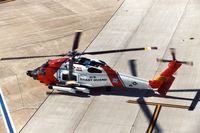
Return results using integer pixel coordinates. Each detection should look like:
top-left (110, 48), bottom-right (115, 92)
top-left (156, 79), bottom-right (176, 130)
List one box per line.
top-left (1, 0), bottom-right (200, 132)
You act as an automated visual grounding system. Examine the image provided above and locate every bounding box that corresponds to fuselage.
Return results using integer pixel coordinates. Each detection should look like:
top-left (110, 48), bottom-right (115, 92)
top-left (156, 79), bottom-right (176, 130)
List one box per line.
top-left (27, 57), bottom-right (151, 90)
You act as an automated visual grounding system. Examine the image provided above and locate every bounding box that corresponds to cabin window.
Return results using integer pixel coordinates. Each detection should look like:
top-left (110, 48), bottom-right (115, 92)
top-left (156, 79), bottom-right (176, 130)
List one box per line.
top-left (62, 74), bottom-right (77, 81)
top-left (62, 74), bottom-right (68, 80)
top-left (88, 67), bottom-right (102, 73)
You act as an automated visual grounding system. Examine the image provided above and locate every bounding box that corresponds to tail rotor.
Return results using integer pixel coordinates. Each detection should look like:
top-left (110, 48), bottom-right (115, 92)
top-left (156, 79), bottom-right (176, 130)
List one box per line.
top-left (157, 48), bottom-right (193, 66)
top-left (150, 48), bottom-right (193, 96)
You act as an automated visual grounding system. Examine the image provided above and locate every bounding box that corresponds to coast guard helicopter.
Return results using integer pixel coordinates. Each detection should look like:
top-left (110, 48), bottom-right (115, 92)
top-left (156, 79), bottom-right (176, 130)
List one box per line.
top-left (0, 32), bottom-right (193, 95)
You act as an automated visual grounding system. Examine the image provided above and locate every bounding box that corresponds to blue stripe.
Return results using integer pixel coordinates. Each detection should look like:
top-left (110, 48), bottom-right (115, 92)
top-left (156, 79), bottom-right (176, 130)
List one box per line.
top-left (0, 94), bottom-right (14, 133)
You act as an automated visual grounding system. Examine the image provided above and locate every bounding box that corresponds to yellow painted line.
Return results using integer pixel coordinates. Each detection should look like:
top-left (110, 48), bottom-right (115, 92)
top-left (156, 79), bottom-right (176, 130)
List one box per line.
top-left (147, 105), bottom-right (162, 133)
top-left (127, 100), bottom-right (190, 109)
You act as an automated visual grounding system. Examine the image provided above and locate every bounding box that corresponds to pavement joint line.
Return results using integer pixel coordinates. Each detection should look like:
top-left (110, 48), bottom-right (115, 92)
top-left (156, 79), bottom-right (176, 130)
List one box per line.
top-left (82, 0), bottom-right (125, 53)
top-left (147, 104), bottom-right (162, 133)
top-left (127, 100), bottom-right (190, 109)
top-left (152, 0), bottom-right (190, 85)
top-left (73, 2), bottom-right (126, 132)
top-left (0, 27), bottom-right (99, 54)
top-left (19, 89), bottom-right (54, 132)
top-left (72, 96), bottom-right (95, 133)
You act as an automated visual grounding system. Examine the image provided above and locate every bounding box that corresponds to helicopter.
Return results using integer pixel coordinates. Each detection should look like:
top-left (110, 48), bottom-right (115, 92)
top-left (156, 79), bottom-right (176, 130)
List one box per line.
top-left (0, 32), bottom-right (193, 95)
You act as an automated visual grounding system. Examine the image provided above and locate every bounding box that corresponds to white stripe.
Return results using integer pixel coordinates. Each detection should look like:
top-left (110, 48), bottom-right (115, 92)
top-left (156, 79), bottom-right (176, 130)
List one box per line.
top-left (0, 88), bottom-right (16, 133)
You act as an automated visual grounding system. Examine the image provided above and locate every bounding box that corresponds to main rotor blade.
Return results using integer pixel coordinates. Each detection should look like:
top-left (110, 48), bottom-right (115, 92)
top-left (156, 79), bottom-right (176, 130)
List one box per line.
top-left (82, 47), bottom-right (157, 55)
top-left (68, 57), bottom-right (74, 80)
top-left (170, 48), bottom-right (176, 60)
top-left (72, 31), bottom-right (82, 51)
top-left (177, 61), bottom-right (193, 66)
top-left (157, 58), bottom-right (193, 66)
top-left (0, 54), bottom-right (66, 61)
top-left (128, 59), bottom-right (137, 77)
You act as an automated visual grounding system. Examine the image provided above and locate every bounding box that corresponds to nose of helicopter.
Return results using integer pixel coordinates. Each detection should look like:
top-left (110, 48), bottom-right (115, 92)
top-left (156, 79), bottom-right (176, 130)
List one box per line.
top-left (26, 70), bottom-right (38, 79)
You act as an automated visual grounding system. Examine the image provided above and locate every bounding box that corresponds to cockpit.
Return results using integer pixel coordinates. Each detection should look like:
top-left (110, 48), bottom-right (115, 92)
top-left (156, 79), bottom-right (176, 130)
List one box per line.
top-left (27, 61), bottom-right (49, 79)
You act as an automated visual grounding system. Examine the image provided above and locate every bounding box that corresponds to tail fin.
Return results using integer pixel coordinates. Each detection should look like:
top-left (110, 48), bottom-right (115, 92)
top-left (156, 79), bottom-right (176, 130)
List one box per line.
top-left (149, 61), bottom-right (181, 95)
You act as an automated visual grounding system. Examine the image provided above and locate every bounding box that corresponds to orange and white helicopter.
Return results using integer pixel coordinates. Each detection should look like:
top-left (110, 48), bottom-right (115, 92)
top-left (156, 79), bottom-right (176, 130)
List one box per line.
top-left (0, 32), bottom-right (193, 96)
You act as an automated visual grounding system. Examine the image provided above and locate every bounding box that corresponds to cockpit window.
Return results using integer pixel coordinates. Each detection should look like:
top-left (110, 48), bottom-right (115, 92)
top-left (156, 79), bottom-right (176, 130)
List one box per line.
top-left (41, 62), bottom-right (48, 68)
top-left (77, 58), bottom-right (89, 64)
top-left (37, 62), bottom-right (48, 75)
top-left (38, 67), bottom-right (46, 75)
